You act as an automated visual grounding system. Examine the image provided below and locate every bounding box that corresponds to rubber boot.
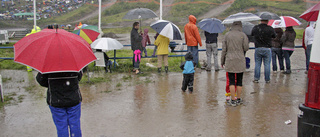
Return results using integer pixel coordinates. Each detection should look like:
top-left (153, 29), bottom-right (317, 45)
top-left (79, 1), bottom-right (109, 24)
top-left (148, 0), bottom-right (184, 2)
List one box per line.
top-left (158, 67), bottom-right (161, 73)
top-left (165, 66), bottom-right (168, 73)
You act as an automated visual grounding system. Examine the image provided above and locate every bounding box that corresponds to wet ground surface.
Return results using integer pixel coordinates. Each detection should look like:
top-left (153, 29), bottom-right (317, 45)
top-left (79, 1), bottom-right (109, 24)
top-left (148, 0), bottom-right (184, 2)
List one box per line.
top-left (0, 47), bottom-right (307, 137)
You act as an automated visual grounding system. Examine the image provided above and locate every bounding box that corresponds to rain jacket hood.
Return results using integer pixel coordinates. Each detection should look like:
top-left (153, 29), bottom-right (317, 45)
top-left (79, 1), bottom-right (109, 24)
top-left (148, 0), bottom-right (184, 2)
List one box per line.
top-left (231, 21), bottom-right (242, 32)
top-left (189, 15), bottom-right (197, 24)
top-left (142, 28), bottom-right (151, 48)
top-left (184, 15), bottom-right (202, 47)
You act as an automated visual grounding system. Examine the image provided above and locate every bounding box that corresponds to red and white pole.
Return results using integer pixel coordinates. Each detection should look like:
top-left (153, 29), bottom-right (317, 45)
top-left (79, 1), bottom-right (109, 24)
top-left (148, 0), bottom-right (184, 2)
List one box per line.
top-left (305, 12), bottom-right (320, 109)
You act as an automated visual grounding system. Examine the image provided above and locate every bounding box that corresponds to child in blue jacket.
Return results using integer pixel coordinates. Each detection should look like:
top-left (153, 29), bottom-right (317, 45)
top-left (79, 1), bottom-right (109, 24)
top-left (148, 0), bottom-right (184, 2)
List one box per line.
top-left (180, 52), bottom-right (196, 93)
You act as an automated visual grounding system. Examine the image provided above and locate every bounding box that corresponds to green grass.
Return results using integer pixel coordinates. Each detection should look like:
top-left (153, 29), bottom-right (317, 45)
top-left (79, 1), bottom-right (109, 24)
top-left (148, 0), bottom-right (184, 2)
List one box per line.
top-left (295, 28), bottom-right (304, 39)
top-left (103, 2), bottom-right (158, 16)
top-left (0, 92), bottom-right (17, 108)
top-left (0, 43), bottom-right (26, 70)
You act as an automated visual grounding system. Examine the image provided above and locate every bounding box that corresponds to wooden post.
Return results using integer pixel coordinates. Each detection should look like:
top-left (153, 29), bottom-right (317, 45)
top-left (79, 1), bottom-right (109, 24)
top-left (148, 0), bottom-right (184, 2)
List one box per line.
top-left (0, 75), bottom-right (4, 102)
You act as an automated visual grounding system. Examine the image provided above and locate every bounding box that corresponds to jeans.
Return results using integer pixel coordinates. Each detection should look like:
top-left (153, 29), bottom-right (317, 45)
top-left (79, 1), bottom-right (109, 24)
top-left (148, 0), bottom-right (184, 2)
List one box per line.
top-left (206, 43), bottom-right (219, 70)
top-left (306, 44), bottom-right (312, 70)
top-left (283, 50), bottom-right (294, 71)
top-left (152, 46), bottom-right (157, 56)
top-left (143, 47), bottom-right (147, 56)
top-left (187, 46), bottom-right (199, 65)
top-left (254, 48), bottom-right (271, 81)
top-left (271, 47), bottom-right (284, 71)
top-left (49, 103), bottom-right (82, 137)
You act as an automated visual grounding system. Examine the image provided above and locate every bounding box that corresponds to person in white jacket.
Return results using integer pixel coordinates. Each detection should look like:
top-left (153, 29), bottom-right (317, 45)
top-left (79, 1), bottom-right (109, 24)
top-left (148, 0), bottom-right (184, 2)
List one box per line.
top-left (304, 21), bottom-right (316, 72)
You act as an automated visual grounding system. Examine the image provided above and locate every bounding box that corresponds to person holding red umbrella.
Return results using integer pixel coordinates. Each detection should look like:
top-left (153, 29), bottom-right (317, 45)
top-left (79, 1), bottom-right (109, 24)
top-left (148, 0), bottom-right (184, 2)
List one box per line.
top-left (14, 26), bottom-right (96, 137)
top-left (281, 26), bottom-right (296, 74)
top-left (304, 21), bottom-right (316, 73)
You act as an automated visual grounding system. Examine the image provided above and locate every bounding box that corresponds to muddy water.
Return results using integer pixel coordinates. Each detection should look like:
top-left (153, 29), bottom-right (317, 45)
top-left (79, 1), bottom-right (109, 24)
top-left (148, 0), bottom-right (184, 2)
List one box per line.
top-left (0, 67), bottom-right (306, 137)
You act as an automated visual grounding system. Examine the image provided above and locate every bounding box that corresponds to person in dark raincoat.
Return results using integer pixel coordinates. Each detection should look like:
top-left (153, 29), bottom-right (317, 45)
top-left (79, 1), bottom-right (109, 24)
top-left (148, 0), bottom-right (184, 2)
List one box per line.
top-left (130, 22), bottom-right (143, 74)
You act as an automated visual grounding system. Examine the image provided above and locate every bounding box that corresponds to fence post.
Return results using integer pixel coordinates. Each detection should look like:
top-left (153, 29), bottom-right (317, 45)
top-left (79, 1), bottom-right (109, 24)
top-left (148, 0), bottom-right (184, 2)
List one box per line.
top-left (0, 75), bottom-right (3, 102)
top-left (114, 49), bottom-right (116, 69)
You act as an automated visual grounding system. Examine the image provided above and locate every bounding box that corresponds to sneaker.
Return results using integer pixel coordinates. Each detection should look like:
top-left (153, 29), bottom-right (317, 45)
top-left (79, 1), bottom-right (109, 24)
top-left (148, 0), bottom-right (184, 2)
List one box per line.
top-left (253, 80), bottom-right (259, 83)
top-left (165, 66), bottom-right (168, 73)
top-left (280, 70), bottom-right (285, 73)
top-left (236, 98), bottom-right (243, 105)
top-left (266, 80), bottom-right (270, 83)
top-left (226, 96), bottom-right (230, 101)
top-left (158, 68), bottom-right (161, 73)
top-left (230, 100), bottom-right (237, 107)
top-left (215, 69), bottom-right (219, 72)
top-left (273, 71), bottom-right (277, 74)
top-left (283, 70), bottom-right (291, 74)
top-left (305, 70), bottom-right (308, 74)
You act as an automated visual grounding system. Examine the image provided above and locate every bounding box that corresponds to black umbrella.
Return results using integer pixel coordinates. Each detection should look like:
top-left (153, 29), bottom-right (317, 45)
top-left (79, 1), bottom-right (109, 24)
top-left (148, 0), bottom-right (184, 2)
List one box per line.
top-left (242, 22), bottom-right (255, 42)
top-left (255, 11), bottom-right (280, 20)
top-left (123, 8), bottom-right (157, 20)
top-left (123, 8), bottom-right (158, 31)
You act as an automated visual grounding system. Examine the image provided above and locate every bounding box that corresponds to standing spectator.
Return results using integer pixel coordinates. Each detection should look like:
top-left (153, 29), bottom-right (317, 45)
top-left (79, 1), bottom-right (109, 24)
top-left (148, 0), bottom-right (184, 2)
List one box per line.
top-left (180, 52), bottom-right (196, 93)
top-left (184, 15), bottom-right (202, 65)
top-left (141, 28), bottom-right (151, 57)
top-left (252, 19), bottom-right (276, 83)
top-left (281, 26), bottom-right (296, 74)
top-left (271, 28), bottom-right (284, 73)
top-left (304, 21), bottom-right (315, 73)
top-left (154, 35), bottom-right (170, 73)
top-left (131, 22), bottom-right (143, 74)
top-left (221, 21), bottom-right (249, 107)
top-left (204, 31), bottom-right (219, 71)
top-left (36, 72), bottom-right (83, 137)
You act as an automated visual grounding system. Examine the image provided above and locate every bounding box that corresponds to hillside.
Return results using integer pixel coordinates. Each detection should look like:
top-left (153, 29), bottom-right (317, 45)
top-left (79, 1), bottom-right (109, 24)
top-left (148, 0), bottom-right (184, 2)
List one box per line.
top-left (0, 0), bottom-right (319, 29)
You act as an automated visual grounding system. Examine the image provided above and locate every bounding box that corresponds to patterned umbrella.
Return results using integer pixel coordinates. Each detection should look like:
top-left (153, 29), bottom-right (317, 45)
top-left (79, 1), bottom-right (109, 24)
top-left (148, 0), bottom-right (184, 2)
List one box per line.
top-left (300, 2), bottom-right (320, 21)
top-left (222, 12), bottom-right (261, 24)
top-left (150, 20), bottom-right (182, 40)
top-left (72, 25), bottom-right (100, 44)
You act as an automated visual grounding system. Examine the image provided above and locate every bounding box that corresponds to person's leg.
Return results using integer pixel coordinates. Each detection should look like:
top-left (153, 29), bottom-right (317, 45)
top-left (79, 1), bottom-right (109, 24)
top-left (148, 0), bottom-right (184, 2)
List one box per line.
top-left (263, 48), bottom-right (271, 81)
top-left (277, 48), bottom-right (285, 71)
top-left (206, 43), bottom-right (213, 70)
top-left (164, 55), bottom-right (168, 73)
top-left (271, 48), bottom-right (277, 71)
top-left (157, 55), bottom-right (163, 68)
top-left (188, 73), bottom-right (194, 92)
top-left (182, 74), bottom-right (188, 91)
top-left (152, 46), bottom-right (157, 56)
top-left (254, 48), bottom-right (262, 81)
top-left (67, 103), bottom-right (82, 137)
top-left (306, 44), bottom-right (312, 70)
top-left (194, 46), bottom-right (199, 65)
top-left (226, 72), bottom-right (231, 98)
top-left (228, 72), bottom-right (236, 100)
top-left (283, 50), bottom-right (291, 73)
top-left (235, 73), bottom-right (243, 99)
top-left (143, 47), bottom-right (147, 56)
top-left (49, 105), bottom-right (69, 137)
top-left (132, 52), bottom-right (135, 69)
top-left (212, 43), bottom-right (219, 71)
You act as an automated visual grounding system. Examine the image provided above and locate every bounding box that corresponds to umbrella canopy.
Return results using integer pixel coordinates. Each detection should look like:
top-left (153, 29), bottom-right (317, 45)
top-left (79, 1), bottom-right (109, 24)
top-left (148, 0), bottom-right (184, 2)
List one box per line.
top-left (242, 22), bottom-right (255, 36)
top-left (91, 38), bottom-right (124, 51)
top-left (255, 11), bottom-right (280, 20)
top-left (198, 18), bottom-right (226, 33)
top-left (268, 19), bottom-right (284, 28)
top-left (300, 2), bottom-right (320, 21)
top-left (150, 20), bottom-right (182, 40)
top-left (14, 29), bottom-right (96, 74)
top-left (123, 8), bottom-right (157, 20)
top-left (222, 12), bottom-right (261, 24)
top-left (280, 16), bottom-right (301, 27)
top-left (72, 25), bottom-right (100, 44)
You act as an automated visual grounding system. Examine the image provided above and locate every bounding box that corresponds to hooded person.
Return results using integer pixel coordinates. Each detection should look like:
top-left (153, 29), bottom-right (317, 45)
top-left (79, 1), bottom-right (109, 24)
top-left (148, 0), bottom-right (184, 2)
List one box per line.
top-left (184, 15), bottom-right (202, 65)
top-left (141, 28), bottom-right (151, 57)
top-left (130, 22), bottom-right (143, 74)
top-left (221, 21), bottom-right (249, 106)
top-left (154, 34), bottom-right (170, 73)
top-left (271, 28), bottom-right (284, 72)
top-left (180, 52), bottom-right (197, 93)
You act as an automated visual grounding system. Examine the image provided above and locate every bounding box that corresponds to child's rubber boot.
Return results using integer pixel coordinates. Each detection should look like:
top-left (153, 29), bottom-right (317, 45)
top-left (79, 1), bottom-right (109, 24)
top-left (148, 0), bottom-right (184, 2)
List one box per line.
top-left (165, 66), bottom-right (168, 73)
top-left (158, 67), bottom-right (161, 73)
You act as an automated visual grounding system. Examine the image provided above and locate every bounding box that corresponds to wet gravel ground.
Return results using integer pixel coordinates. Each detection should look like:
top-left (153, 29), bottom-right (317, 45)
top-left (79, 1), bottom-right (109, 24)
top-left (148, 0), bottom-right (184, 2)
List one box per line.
top-left (0, 46), bottom-right (307, 137)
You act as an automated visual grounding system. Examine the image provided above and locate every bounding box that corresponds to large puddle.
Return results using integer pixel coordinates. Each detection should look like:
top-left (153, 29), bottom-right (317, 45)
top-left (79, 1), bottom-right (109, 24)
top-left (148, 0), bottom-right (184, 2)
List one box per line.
top-left (0, 66), bottom-right (306, 136)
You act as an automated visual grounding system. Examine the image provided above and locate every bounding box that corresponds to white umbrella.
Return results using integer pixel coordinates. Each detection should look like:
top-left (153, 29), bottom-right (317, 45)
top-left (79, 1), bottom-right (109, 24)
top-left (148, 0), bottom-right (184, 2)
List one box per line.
top-left (222, 12), bottom-right (261, 24)
top-left (150, 20), bottom-right (182, 40)
top-left (91, 38), bottom-right (123, 50)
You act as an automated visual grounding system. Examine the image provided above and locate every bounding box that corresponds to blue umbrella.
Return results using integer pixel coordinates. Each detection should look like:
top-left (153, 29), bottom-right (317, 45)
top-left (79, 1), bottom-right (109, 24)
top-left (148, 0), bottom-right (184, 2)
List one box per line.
top-left (198, 18), bottom-right (226, 33)
top-left (150, 20), bottom-right (182, 40)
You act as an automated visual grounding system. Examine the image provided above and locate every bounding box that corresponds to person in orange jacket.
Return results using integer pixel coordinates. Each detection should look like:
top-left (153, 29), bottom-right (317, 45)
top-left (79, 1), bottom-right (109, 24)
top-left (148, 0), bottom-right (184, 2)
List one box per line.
top-left (184, 15), bottom-right (202, 65)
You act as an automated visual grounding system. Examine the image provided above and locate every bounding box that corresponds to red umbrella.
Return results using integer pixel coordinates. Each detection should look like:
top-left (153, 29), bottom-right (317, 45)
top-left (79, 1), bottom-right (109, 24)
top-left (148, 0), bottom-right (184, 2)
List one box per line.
top-left (14, 29), bottom-right (96, 74)
top-left (300, 2), bottom-right (320, 21)
top-left (280, 16), bottom-right (302, 27)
